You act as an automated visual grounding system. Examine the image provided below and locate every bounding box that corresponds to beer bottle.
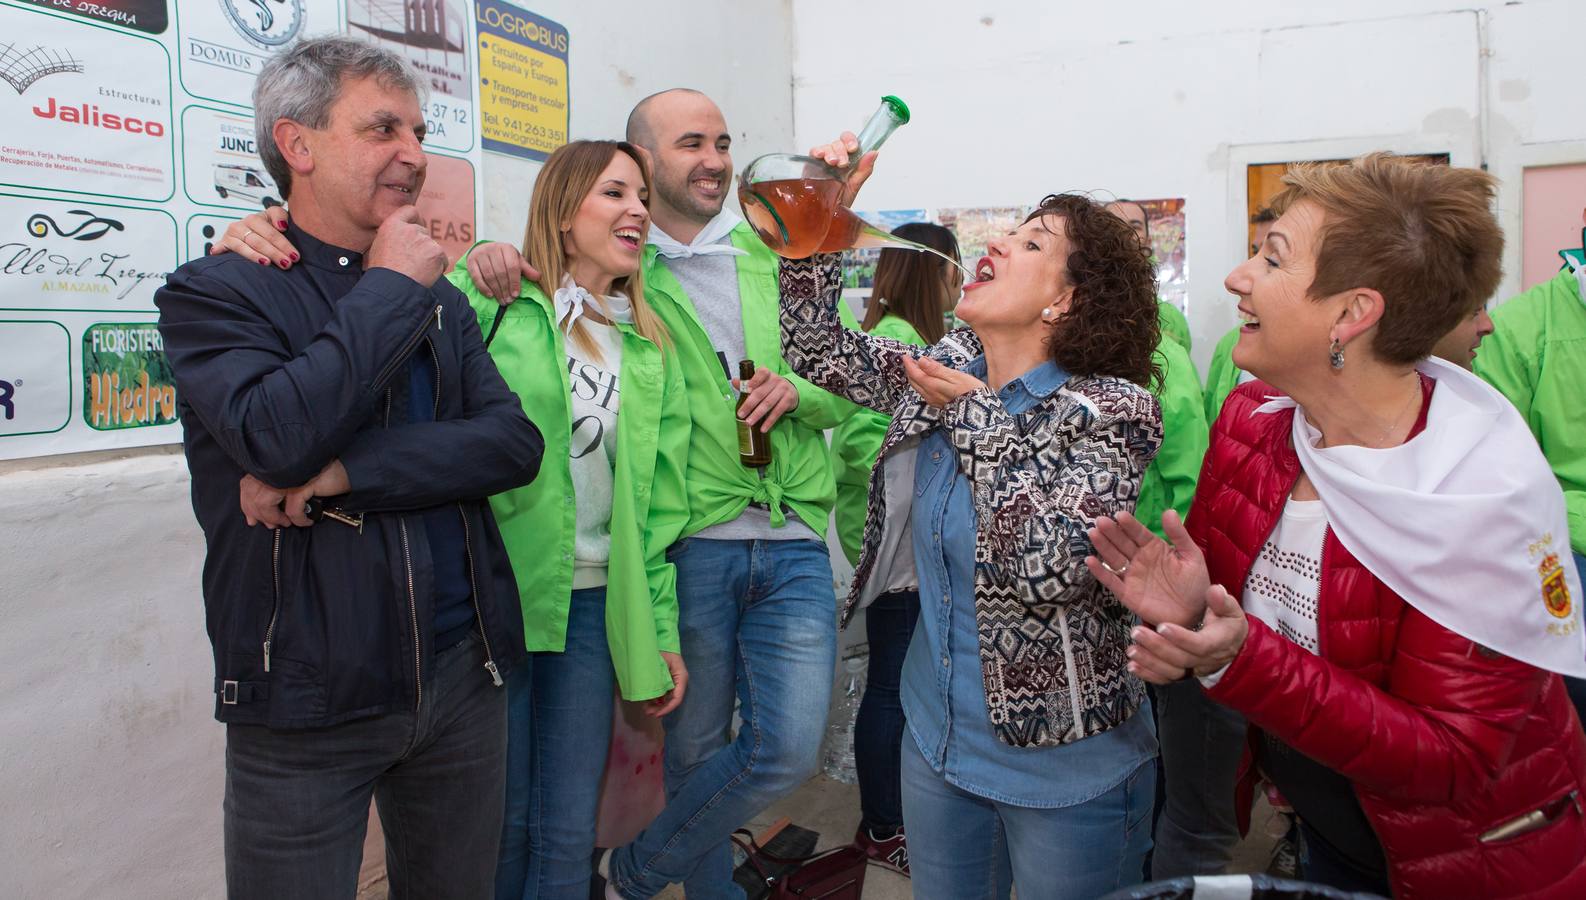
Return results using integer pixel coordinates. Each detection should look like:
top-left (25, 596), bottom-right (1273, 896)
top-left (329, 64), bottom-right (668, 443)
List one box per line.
top-left (736, 360), bottom-right (773, 468)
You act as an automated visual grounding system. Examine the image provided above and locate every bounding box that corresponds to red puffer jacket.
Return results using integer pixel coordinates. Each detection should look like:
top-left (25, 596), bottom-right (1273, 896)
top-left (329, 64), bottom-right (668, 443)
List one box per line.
top-left (1192, 380), bottom-right (1586, 899)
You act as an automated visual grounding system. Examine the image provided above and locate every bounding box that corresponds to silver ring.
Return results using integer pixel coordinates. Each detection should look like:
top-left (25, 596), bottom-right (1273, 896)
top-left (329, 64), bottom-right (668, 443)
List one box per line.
top-left (1102, 560), bottom-right (1129, 578)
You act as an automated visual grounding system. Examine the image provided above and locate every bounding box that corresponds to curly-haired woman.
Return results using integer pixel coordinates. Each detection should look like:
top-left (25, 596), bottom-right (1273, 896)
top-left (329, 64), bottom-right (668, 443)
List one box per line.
top-left (781, 139), bottom-right (1168, 900)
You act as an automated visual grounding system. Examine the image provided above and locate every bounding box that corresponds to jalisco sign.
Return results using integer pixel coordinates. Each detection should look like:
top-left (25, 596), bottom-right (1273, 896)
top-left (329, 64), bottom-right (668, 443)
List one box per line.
top-left (0, 7), bottom-right (176, 201)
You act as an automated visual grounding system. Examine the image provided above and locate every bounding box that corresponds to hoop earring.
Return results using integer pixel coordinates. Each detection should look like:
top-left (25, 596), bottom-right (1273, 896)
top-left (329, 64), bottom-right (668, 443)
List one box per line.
top-left (1329, 338), bottom-right (1345, 369)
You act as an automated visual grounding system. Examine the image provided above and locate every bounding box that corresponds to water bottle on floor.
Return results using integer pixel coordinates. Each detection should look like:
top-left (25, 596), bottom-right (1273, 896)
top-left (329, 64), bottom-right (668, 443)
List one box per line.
top-left (821, 651), bottom-right (868, 783)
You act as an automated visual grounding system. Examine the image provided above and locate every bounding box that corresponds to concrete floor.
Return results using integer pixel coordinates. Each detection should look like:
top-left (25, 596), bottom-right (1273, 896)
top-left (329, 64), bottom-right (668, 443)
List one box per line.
top-left (651, 774), bottom-right (1283, 900)
top-left (357, 773), bottom-right (1280, 899)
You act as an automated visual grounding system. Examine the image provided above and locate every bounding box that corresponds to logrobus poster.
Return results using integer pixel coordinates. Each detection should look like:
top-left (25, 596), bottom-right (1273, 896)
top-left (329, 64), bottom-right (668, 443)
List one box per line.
top-left (0, 0), bottom-right (519, 461)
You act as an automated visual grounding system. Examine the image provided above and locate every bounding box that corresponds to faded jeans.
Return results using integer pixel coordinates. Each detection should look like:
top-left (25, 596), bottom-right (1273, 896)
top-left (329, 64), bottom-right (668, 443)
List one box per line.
top-left (607, 538), bottom-right (838, 900)
top-left (901, 738), bottom-right (1155, 900)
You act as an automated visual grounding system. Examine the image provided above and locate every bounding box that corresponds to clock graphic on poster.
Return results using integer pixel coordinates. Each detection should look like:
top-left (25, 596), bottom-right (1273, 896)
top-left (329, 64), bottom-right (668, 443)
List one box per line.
top-left (221, 0), bottom-right (306, 49)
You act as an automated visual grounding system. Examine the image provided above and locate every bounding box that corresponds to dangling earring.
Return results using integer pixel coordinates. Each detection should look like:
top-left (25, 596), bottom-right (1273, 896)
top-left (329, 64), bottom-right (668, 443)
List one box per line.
top-left (1329, 338), bottom-right (1345, 369)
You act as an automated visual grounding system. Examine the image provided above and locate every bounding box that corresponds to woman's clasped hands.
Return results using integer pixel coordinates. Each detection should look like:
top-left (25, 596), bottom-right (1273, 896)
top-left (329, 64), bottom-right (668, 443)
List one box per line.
top-left (1085, 510), bottom-right (1249, 683)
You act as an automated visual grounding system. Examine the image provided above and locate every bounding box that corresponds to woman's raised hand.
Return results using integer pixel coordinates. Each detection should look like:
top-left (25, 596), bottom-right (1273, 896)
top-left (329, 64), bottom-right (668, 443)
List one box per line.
top-left (464, 241), bottom-right (539, 305)
top-left (807, 131), bottom-right (878, 209)
top-left (902, 355), bottom-right (984, 408)
top-left (210, 205), bottom-right (297, 268)
top-left (1085, 510), bottom-right (1211, 630)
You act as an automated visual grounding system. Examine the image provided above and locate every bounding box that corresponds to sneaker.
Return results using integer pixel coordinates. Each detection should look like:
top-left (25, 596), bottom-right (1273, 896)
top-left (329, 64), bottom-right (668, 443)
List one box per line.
top-left (854, 825), bottom-right (910, 877)
top-left (1266, 817), bottom-right (1301, 879)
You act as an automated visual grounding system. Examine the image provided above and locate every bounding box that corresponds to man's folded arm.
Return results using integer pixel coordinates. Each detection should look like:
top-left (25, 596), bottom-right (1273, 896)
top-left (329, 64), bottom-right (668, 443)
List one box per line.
top-left (337, 288), bottom-right (544, 510)
top-left (156, 262), bottom-right (450, 488)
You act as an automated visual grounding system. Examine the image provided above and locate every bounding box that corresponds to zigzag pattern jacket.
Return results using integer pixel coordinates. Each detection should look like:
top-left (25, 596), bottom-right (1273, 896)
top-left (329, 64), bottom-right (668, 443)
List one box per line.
top-left (780, 255), bottom-right (1163, 748)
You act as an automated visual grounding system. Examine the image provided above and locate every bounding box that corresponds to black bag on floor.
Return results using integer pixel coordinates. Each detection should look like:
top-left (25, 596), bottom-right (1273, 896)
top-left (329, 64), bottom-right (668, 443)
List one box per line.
top-left (731, 826), bottom-right (867, 900)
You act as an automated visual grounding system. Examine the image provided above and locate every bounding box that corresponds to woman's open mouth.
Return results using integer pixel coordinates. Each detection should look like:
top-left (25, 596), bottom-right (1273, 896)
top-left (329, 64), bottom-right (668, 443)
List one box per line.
top-left (963, 256), bottom-right (995, 291)
top-left (1238, 307), bottom-right (1260, 331)
top-left (614, 228), bottom-right (642, 251)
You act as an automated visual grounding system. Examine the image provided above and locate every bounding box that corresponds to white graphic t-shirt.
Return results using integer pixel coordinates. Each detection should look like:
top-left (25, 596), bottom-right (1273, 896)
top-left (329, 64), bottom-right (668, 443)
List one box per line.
top-left (1241, 497), bottom-right (1327, 655)
top-left (567, 320), bottom-right (623, 589)
top-left (1203, 497), bottom-right (1326, 688)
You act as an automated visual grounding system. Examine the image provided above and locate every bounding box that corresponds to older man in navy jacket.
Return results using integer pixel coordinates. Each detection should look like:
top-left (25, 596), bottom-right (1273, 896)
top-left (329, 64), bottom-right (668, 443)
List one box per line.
top-left (156, 37), bottom-right (541, 900)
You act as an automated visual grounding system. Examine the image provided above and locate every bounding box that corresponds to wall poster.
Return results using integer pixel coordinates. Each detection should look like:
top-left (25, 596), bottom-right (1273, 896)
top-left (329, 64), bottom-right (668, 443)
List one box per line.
top-left (0, 0), bottom-right (494, 460)
top-left (474, 0), bottom-right (567, 161)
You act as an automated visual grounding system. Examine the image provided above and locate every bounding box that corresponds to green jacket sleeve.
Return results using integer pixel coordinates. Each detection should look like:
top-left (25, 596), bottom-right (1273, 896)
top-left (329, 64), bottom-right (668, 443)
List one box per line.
top-left (1158, 301), bottom-right (1193, 353)
top-left (1203, 327), bottom-right (1243, 427)
top-left (785, 367), bottom-right (860, 430)
top-left (1475, 278), bottom-right (1586, 556)
top-left (831, 408), bottom-right (887, 566)
top-left (1138, 338), bottom-right (1209, 538)
top-left (1472, 307), bottom-right (1537, 427)
top-left (644, 349), bottom-right (692, 656)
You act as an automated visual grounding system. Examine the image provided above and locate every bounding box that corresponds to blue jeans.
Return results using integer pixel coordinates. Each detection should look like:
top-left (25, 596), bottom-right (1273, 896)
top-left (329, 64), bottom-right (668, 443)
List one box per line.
top-left (855, 589), bottom-right (919, 832)
top-left (900, 738), bottom-right (1155, 900)
top-left (224, 634), bottom-right (507, 900)
top-left (608, 538), bottom-right (838, 900)
top-left (496, 587), bottom-right (615, 900)
top-left (1150, 677), bottom-right (1246, 879)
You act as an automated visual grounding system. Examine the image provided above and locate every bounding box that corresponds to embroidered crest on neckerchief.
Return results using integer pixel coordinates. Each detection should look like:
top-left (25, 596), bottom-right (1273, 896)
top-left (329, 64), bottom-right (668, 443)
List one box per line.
top-left (1540, 552), bottom-right (1573, 620)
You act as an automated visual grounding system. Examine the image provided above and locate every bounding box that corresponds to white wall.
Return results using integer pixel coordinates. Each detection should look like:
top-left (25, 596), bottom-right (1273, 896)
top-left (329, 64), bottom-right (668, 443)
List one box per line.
top-left (480, 0), bottom-right (796, 241)
top-left (789, 0), bottom-right (1586, 371)
top-left (0, 450), bottom-right (216, 898)
top-left (0, 2), bottom-right (793, 897)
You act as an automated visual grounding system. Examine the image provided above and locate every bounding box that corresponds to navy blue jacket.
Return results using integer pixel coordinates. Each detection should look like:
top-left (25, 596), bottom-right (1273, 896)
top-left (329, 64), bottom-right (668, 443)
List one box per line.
top-left (156, 222), bottom-right (542, 729)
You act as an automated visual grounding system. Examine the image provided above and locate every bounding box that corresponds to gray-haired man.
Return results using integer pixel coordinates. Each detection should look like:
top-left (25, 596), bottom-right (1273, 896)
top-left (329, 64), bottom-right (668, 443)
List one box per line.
top-left (155, 37), bottom-right (542, 899)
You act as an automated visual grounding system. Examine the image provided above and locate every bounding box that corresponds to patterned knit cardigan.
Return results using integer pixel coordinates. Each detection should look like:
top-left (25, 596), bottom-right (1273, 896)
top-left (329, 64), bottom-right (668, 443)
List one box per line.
top-left (780, 256), bottom-right (1164, 748)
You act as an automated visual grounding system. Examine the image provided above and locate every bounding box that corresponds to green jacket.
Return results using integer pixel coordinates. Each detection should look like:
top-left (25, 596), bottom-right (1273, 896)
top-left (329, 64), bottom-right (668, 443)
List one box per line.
top-left (1474, 269), bottom-right (1586, 556)
top-left (642, 224), bottom-right (856, 538)
top-left (450, 266), bottom-right (691, 701)
top-left (1137, 335), bottom-right (1209, 539)
top-left (1203, 326), bottom-right (1244, 427)
top-left (1159, 301), bottom-right (1192, 353)
top-left (830, 311), bottom-right (926, 565)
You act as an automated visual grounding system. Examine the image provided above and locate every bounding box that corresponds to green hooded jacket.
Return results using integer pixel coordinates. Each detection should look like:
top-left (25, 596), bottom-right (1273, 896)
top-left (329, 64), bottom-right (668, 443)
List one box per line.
top-left (1203, 326), bottom-right (1244, 427)
top-left (830, 310), bottom-right (926, 565)
top-left (1159, 300), bottom-right (1193, 353)
top-left (641, 223), bottom-right (856, 539)
top-left (1474, 268), bottom-right (1586, 555)
top-left (1137, 335), bottom-right (1209, 538)
top-left (449, 265), bottom-right (691, 701)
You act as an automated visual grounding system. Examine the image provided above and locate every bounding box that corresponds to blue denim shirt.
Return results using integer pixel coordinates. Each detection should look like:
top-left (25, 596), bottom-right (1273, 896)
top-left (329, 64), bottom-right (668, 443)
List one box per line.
top-left (899, 357), bottom-right (1157, 808)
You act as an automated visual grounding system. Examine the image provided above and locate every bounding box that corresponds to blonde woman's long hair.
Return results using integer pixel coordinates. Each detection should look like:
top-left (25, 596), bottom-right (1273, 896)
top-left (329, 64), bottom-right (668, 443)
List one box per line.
top-left (520, 140), bottom-right (669, 357)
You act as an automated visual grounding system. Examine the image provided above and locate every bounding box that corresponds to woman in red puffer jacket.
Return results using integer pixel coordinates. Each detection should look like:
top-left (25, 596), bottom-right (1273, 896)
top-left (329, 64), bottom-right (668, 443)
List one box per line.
top-left (1087, 154), bottom-right (1586, 899)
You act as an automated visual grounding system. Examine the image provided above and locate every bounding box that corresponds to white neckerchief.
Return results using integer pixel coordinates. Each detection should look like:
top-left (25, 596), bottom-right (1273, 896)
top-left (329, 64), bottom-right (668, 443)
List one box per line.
top-left (1252, 357), bottom-right (1586, 676)
top-left (552, 274), bottom-right (633, 333)
top-left (648, 208), bottom-right (749, 259)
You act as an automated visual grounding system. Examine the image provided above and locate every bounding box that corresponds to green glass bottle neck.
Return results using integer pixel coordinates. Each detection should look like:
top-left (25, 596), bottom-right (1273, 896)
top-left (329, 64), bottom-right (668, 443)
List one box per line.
top-left (851, 95), bottom-right (909, 165)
